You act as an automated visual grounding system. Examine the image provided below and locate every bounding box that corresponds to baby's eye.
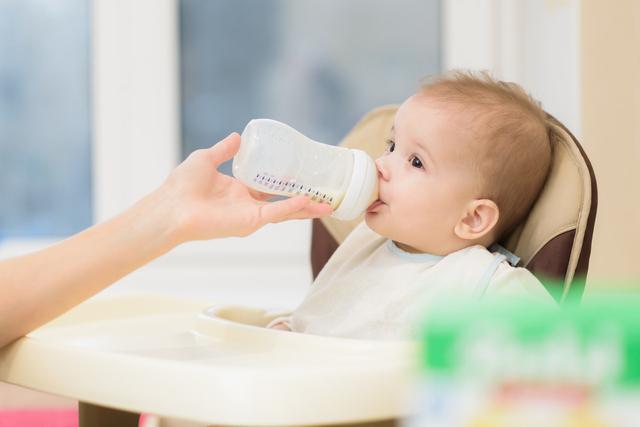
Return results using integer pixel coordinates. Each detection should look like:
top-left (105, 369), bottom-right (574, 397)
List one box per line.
top-left (385, 140), bottom-right (395, 153)
top-left (410, 155), bottom-right (423, 169)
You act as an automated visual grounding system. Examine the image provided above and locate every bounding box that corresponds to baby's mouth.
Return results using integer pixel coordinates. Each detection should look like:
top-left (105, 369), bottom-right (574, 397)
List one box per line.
top-left (366, 198), bottom-right (385, 213)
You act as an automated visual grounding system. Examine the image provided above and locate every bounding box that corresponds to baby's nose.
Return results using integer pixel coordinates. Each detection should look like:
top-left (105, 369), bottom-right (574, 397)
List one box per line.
top-left (375, 157), bottom-right (390, 181)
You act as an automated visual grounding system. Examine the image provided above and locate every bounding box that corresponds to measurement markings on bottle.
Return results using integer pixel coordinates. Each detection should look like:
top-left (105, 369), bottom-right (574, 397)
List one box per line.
top-left (254, 172), bottom-right (333, 205)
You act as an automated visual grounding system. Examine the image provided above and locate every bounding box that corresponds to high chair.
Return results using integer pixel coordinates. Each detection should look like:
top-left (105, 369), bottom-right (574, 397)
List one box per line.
top-left (0, 107), bottom-right (597, 427)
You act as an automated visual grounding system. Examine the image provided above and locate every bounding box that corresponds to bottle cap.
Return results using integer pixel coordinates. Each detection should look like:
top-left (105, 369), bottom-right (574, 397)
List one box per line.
top-left (332, 149), bottom-right (378, 220)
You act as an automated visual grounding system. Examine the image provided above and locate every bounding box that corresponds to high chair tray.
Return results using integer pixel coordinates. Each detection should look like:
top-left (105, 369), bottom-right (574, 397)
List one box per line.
top-left (0, 293), bottom-right (417, 426)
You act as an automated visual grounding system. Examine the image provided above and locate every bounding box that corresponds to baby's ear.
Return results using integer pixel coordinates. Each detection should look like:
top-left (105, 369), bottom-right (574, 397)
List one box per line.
top-left (454, 199), bottom-right (499, 242)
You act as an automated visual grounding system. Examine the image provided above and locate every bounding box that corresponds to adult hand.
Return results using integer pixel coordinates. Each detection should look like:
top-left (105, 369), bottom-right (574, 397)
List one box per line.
top-left (159, 133), bottom-right (332, 244)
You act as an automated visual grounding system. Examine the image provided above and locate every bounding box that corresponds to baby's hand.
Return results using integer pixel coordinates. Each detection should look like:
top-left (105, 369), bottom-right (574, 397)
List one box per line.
top-left (268, 321), bottom-right (291, 331)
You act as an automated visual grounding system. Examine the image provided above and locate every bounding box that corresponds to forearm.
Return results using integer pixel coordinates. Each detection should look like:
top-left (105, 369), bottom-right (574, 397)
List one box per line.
top-left (0, 189), bottom-right (179, 347)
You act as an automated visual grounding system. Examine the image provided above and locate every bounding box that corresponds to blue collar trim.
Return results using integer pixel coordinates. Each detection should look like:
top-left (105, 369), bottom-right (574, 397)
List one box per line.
top-left (386, 240), bottom-right (445, 263)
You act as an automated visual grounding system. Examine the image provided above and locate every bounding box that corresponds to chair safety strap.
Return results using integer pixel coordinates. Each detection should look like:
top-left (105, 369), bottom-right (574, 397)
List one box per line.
top-left (474, 253), bottom-right (508, 298)
top-left (489, 243), bottom-right (521, 267)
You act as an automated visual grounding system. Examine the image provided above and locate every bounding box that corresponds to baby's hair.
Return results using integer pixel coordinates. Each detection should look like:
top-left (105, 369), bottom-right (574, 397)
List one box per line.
top-left (420, 70), bottom-right (553, 241)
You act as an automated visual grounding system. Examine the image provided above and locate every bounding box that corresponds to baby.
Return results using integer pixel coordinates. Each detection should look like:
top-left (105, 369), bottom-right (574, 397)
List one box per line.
top-left (269, 71), bottom-right (556, 339)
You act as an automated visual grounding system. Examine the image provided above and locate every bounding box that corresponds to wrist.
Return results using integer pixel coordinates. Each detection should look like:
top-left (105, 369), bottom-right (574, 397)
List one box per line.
top-left (129, 186), bottom-right (185, 254)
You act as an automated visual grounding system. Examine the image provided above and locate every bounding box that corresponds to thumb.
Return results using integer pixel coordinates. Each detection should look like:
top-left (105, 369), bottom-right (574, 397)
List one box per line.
top-left (208, 133), bottom-right (241, 167)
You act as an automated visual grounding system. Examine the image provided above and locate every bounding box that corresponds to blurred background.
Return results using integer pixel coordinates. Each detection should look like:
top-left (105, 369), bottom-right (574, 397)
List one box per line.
top-left (1, 0), bottom-right (638, 316)
top-left (0, 0), bottom-right (443, 308)
top-left (0, 0), bottom-right (639, 420)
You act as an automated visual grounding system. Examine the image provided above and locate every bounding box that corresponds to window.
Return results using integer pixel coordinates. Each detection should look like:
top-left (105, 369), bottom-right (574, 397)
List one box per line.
top-left (1, 0), bottom-right (443, 304)
top-left (179, 0), bottom-right (441, 174)
top-left (0, 0), bottom-right (92, 240)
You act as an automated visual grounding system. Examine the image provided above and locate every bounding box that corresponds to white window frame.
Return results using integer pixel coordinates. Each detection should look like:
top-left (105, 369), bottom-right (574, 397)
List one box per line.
top-left (442, 0), bottom-right (581, 136)
top-left (92, 0), bottom-right (179, 221)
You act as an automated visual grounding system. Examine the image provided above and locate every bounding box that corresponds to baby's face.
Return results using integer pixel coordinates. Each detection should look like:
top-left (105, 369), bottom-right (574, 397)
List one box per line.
top-left (365, 93), bottom-right (479, 254)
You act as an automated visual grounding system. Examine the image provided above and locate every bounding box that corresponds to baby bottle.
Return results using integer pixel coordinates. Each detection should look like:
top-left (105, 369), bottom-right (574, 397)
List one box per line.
top-left (232, 119), bottom-right (378, 220)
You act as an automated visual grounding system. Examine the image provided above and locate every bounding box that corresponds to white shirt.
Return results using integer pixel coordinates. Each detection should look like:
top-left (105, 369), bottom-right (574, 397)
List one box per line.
top-left (276, 222), bottom-right (554, 340)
